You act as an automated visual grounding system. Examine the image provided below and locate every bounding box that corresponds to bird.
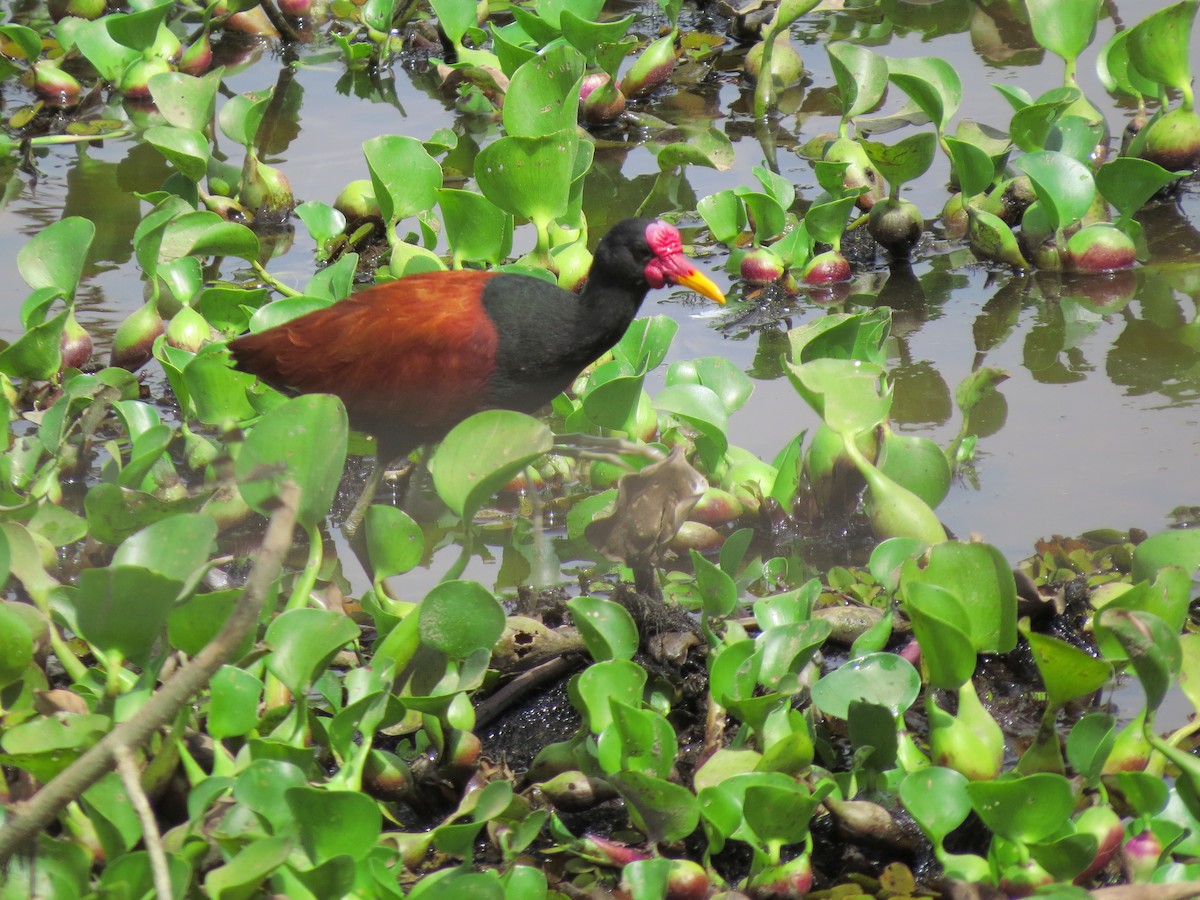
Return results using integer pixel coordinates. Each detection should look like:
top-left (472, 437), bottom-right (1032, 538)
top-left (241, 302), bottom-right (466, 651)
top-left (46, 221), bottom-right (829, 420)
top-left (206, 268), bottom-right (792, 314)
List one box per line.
top-left (228, 217), bottom-right (726, 530)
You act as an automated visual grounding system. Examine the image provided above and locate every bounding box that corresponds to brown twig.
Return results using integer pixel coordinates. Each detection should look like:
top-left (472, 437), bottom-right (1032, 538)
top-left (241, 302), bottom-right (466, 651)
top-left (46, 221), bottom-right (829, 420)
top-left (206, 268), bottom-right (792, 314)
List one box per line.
top-left (0, 482), bottom-right (301, 869)
top-left (113, 744), bottom-right (172, 900)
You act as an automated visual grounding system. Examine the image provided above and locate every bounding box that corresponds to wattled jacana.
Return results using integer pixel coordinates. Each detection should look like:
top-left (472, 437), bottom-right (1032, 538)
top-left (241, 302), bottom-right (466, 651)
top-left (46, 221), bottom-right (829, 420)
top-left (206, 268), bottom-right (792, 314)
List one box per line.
top-left (229, 218), bottom-right (726, 529)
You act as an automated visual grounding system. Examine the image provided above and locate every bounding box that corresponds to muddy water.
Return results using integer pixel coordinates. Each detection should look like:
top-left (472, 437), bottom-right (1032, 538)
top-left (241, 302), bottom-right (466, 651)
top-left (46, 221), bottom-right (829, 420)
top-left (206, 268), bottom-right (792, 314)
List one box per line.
top-left (1, 0), bottom-right (1198, 583)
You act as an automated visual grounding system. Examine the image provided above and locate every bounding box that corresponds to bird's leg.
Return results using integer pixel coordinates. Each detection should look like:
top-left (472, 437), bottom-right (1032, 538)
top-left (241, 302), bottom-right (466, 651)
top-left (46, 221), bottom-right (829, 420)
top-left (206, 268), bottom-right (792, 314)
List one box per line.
top-left (341, 452), bottom-right (418, 538)
top-left (342, 458), bottom-right (384, 538)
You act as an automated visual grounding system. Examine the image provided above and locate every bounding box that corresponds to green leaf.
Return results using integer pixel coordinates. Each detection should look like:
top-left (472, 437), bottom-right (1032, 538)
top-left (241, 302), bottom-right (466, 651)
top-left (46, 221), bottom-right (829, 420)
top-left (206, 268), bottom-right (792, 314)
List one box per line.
top-left (429, 410), bottom-right (554, 521)
top-left (72, 566), bottom-right (180, 664)
top-left (1025, 631), bottom-right (1112, 711)
top-left (111, 513), bottom-right (216, 583)
top-left (608, 770), bottom-right (700, 843)
top-left (0, 309), bottom-right (67, 380)
top-left (208, 665), bottom-right (264, 740)
top-left (474, 131), bottom-right (577, 227)
top-left (147, 69), bottom-right (222, 132)
top-left (1026, 0), bottom-right (1102, 64)
top-left (419, 580), bottom-right (505, 659)
top-left (828, 42), bottom-right (888, 119)
top-left (575, 659), bottom-right (646, 732)
top-left (0, 602), bottom-right (33, 690)
top-left (438, 188), bottom-right (513, 267)
top-left (104, 3), bottom-right (172, 52)
top-left (145, 125), bottom-right (211, 182)
top-left (235, 394), bottom-right (349, 530)
top-left (264, 608), bottom-right (361, 695)
top-left (286, 788), bottom-right (382, 864)
top-left (1127, 0), bottom-right (1198, 103)
top-left (904, 541), bottom-right (1017, 654)
top-left (967, 773), bottom-right (1075, 843)
top-left (1095, 609), bottom-right (1180, 712)
top-left (1012, 150), bottom-right (1096, 230)
top-left (860, 132), bottom-right (937, 191)
top-left (886, 56), bottom-right (962, 132)
top-left (502, 44), bottom-right (585, 137)
top-left (899, 766), bottom-right (972, 849)
top-left (1131, 529), bottom-right (1200, 583)
top-left (944, 136), bottom-right (996, 199)
top-left (365, 506), bottom-right (424, 581)
top-left (364, 135), bottom-right (443, 224)
top-left (567, 595), bottom-right (639, 662)
top-left (810, 651), bottom-right (920, 719)
top-left (18, 217), bottom-right (94, 300)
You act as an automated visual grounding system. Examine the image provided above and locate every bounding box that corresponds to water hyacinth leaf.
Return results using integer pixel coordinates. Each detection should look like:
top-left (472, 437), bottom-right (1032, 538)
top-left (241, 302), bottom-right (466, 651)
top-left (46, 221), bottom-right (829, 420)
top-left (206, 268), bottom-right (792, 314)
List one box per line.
top-left (365, 506), bottom-right (424, 581)
top-left (803, 195), bottom-right (857, 246)
top-left (1026, 0), bottom-right (1101, 65)
top-left (0, 309), bottom-right (67, 380)
top-left (295, 202), bottom-right (348, 256)
top-left (111, 513), bottom-right (217, 583)
top-left (307, 254), bottom-right (358, 303)
top-left (613, 315), bottom-right (678, 373)
top-left (1180, 634), bottom-right (1200, 718)
top-left (0, 602), bottom-right (33, 689)
top-left (203, 835), bottom-right (293, 899)
top-left (428, 0), bottom-right (477, 46)
top-left (286, 787), bottom-right (382, 864)
top-left (886, 56), bottom-right (962, 132)
top-left (234, 758), bottom-right (308, 834)
top-left (828, 42), bottom-right (887, 119)
top-left (1012, 150), bottom-right (1095, 231)
top-left (698, 189), bottom-right (748, 245)
top-left (160, 211), bottom-right (260, 263)
top-left (84, 484), bottom-right (207, 547)
top-left (756, 620), bottom-right (831, 691)
top-left (789, 308), bottom-right (890, 366)
top-left (1097, 28), bottom-right (1160, 100)
top-left (810, 651), bottom-right (920, 719)
top-left (419, 580), bottom-right (505, 658)
top-left (966, 207), bottom-right (1028, 270)
top-left (0, 714), bottom-right (111, 783)
top-left (1065, 712), bottom-right (1116, 784)
top-left (622, 859), bottom-right (672, 900)
top-left (597, 701), bottom-right (677, 777)
top-left (567, 596), bottom-right (639, 662)
top-left (691, 549), bottom-right (738, 618)
top-left (264, 608), bottom-right (360, 696)
top-left (147, 69), bottom-right (221, 132)
top-left (503, 44), bottom-right (585, 137)
top-left (785, 357), bottom-right (890, 438)
top-left (944, 137), bottom-right (995, 198)
top-left (899, 766), bottom-right (972, 848)
top-left (430, 410), bottom-right (553, 521)
top-left (860, 132), bottom-right (937, 191)
top-left (104, 3), bottom-right (172, 52)
top-left (905, 541), bottom-right (1017, 654)
top-left (561, 9), bottom-right (634, 60)
top-left (218, 90), bottom-right (274, 151)
top-left (145, 126), bottom-right (210, 182)
top-left (655, 383), bottom-right (729, 455)
top-left (656, 127), bottom-right (735, 171)
top-left (208, 664), bottom-right (263, 740)
top-left (182, 347), bottom-right (259, 427)
top-left (1024, 631), bottom-right (1111, 711)
top-left (1095, 608), bottom-right (1180, 712)
top-left (966, 773), bottom-right (1075, 843)
top-left (0, 24), bottom-right (42, 62)
top-left (438, 188), bottom-right (513, 267)
top-left (735, 190), bottom-right (786, 243)
top-left (1097, 158), bottom-right (1182, 226)
top-left (609, 770), bottom-right (700, 843)
top-left (743, 781), bottom-right (823, 848)
top-left (18, 216), bottom-right (94, 299)
top-left (475, 132), bottom-right (576, 226)
top-left (1127, 0), bottom-right (1198, 101)
top-left (235, 394), bottom-right (349, 529)
top-left (72, 566), bottom-right (180, 665)
top-left (364, 135), bottom-right (442, 226)
top-left (576, 659), bottom-right (646, 732)
top-left (847, 700), bottom-right (898, 770)
top-left (1130, 528), bottom-right (1200, 583)
top-left (581, 369), bottom-right (644, 432)
top-left (902, 582), bottom-right (975, 690)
